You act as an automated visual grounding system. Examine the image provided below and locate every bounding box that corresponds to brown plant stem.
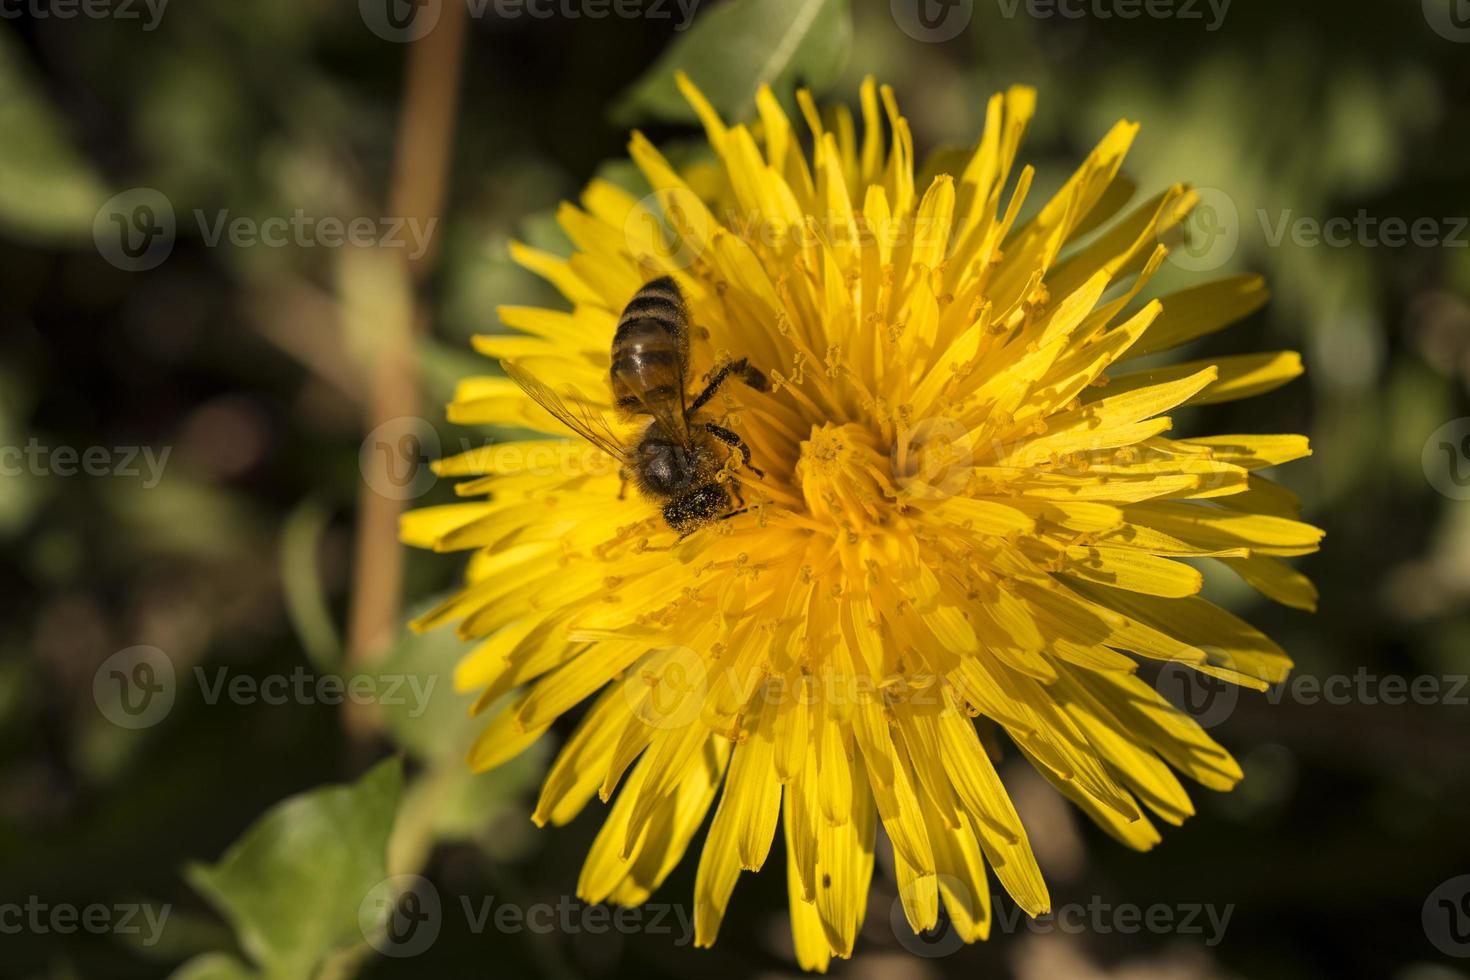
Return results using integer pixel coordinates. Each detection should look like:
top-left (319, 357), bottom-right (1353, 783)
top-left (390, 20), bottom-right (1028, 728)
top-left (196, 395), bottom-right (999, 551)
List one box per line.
top-left (343, 4), bottom-right (468, 742)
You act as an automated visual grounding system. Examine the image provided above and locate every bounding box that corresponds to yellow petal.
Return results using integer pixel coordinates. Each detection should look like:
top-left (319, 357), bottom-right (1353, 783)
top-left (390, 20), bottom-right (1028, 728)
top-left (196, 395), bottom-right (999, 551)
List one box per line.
top-left (1098, 351), bottom-right (1303, 406)
top-left (1126, 274), bottom-right (1270, 360)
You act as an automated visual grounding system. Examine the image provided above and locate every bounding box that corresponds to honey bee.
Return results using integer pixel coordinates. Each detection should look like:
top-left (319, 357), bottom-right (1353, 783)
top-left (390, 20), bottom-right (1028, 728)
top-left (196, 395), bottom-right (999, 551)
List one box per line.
top-left (502, 276), bottom-right (767, 536)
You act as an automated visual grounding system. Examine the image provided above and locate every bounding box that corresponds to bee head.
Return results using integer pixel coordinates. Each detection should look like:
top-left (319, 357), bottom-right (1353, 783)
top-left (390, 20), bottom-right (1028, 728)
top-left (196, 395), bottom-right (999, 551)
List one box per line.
top-left (663, 483), bottom-right (731, 536)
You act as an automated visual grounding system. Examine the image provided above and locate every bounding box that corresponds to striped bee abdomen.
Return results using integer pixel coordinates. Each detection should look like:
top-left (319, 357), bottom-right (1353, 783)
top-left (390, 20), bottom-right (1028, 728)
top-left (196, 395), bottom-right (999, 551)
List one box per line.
top-left (610, 276), bottom-right (690, 416)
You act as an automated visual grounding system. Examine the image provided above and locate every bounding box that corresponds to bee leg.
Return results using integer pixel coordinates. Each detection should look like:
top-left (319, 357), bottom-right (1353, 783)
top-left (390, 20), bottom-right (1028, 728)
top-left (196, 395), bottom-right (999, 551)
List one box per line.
top-left (703, 422), bottom-right (763, 478)
top-left (689, 364), bottom-right (733, 413)
top-left (689, 357), bottom-right (768, 413)
top-left (717, 507), bottom-right (750, 524)
top-left (734, 358), bottom-right (769, 392)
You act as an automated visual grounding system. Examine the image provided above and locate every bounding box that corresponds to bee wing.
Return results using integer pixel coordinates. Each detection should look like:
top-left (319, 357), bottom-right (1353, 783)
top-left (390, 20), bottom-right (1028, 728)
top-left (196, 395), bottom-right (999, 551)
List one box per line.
top-left (615, 355), bottom-right (690, 445)
top-left (637, 387), bottom-right (691, 447)
top-left (500, 360), bottom-right (630, 462)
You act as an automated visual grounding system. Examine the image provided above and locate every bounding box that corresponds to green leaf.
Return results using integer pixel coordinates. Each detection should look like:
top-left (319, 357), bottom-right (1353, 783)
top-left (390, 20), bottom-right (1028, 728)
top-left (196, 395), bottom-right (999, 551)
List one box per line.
top-left (424, 749), bottom-right (548, 850)
top-left (360, 610), bottom-right (479, 763)
top-left (0, 31), bottom-right (110, 240)
top-left (278, 498), bottom-right (343, 673)
top-left (518, 208), bottom-right (574, 257)
top-left (168, 953), bottom-right (259, 980)
top-left (418, 337), bottom-right (495, 414)
top-left (358, 603), bottom-right (550, 862)
top-left (185, 758), bottom-right (404, 978)
top-left (612, 0), bottom-right (852, 126)
top-left (594, 138), bottom-right (716, 196)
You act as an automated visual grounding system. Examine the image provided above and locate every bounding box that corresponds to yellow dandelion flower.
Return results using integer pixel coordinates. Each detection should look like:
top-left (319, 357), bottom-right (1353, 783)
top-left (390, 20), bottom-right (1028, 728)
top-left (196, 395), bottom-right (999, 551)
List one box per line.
top-left (403, 74), bottom-right (1322, 969)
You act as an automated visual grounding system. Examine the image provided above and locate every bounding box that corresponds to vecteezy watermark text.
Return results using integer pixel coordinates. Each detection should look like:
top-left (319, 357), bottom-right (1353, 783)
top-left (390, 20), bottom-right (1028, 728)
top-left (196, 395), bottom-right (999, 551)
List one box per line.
top-left (194, 666), bottom-right (438, 716)
top-left (1158, 660), bottom-right (1470, 730)
top-left (0, 897), bottom-right (172, 947)
top-left (93, 647), bottom-right (439, 729)
top-left (0, 0), bottom-right (167, 30)
top-left (477, 0), bottom-right (699, 24)
top-left (93, 188), bottom-right (439, 272)
top-left (894, 880), bottom-right (1233, 958)
top-left (1264, 670), bottom-right (1468, 707)
top-left (195, 210), bottom-right (437, 259)
top-left (1161, 190), bottom-right (1470, 272)
top-left (0, 439), bottom-right (170, 488)
top-left (360, 876), bottom-right (694, 958)
top-left (359, 0), bottom-right (700, 43)
top-left (995, 0), bottom-right (1231, 31)
top-left (1260, 210), bottom-right (1469, 250)
top-left (1000, 898), bottom-right (1233, 944)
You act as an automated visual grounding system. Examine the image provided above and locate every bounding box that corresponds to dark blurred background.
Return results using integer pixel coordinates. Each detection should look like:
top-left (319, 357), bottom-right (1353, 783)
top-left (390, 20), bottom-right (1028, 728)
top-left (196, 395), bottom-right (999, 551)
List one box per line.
top-left (2, 0), bottom-right (1469, 977)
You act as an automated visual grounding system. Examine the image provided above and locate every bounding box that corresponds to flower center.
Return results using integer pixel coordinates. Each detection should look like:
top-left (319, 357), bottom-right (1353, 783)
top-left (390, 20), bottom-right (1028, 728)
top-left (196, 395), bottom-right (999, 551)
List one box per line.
top-left (795, 422), bottom-right (891, 531)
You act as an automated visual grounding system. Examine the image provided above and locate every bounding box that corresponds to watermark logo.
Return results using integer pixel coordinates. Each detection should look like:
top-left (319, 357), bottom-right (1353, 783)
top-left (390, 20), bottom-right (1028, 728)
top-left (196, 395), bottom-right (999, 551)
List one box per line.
top-left (358, 422), bottom-right (630, 501)
top-left (360, 416), bottom-right (442, 501)
top-left (1424, 875), bottom-right (1470, 957)
top-left (1422, 418), bottom-right (1470, 500)
top-left (625, 187), bottom-right (710, 273)
top-left (892, 415), bottom-right (975, 501)
top-left (892, 0), bottom-right (974, 41)
top-left (1166, 187), bottom-right (1239, 272)
top-left (93, 646), bottom-right (176, 730)
top-left (1424, 0), bottom-right (1470, 42)
top-left (892, 875), bottom-right (968, 957)
top-left (1154, 653), bottom-right (1238, 729)
top-left (94, 188), bottom-right (176, 272)
top-left (626, 645), bottom-right (707, 731)
top-left (360, 0), bottom-right (441, 42)
top-left (360, 875), bottom-right (442, 958)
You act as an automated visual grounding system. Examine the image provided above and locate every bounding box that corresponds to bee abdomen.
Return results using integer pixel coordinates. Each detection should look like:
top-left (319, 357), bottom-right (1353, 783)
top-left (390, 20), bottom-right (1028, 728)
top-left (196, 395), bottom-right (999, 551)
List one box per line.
top-left (616, 276), bottom-right (687, 341)
top-left (610, 277), bottom-right (691, 415)
top-left (624, 275), bottom-right (684, 312)
top-left (610, 335), bottom-right (684, 411)
top-left (618, 292), bottom-right (683, 327)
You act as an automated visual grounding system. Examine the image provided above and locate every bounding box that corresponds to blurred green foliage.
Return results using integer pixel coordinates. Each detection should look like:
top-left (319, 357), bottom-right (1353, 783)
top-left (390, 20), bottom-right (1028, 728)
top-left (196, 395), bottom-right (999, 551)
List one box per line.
top-left (0, 31), bottom-right (109, 240)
